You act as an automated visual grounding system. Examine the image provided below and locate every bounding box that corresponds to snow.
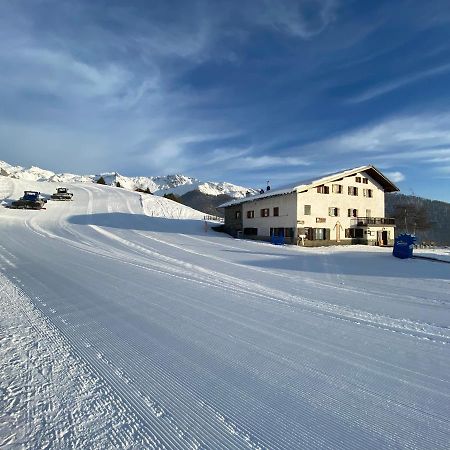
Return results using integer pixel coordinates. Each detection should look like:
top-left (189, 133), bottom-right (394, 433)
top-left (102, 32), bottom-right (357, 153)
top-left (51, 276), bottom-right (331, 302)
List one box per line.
top-left (1, 176), bottom-right (449, 449)
top-left (414, 247), bottom-right (450, 263)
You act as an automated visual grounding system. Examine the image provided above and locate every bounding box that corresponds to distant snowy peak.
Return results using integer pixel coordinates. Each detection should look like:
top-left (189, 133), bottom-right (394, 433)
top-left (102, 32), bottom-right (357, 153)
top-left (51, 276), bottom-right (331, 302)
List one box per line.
top-left (0, 160), bottom-right (256, 198)
top-left (0, 160), bottom-right (92, 183)
top-left (197, 181), bottom-right (255, 198)
top-left (103, 173), bottom-right (256, 198)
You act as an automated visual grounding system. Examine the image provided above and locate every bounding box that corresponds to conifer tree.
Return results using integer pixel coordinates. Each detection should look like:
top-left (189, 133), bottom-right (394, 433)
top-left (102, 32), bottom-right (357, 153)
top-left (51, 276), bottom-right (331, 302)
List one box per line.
top-left (164, 193), bottom-right (182, 203)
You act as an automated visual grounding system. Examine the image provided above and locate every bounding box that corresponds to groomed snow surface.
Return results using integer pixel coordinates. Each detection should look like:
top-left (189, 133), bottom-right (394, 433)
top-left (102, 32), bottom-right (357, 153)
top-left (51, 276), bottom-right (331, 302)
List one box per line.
top-left (1, 177), bottom-right (449, 449)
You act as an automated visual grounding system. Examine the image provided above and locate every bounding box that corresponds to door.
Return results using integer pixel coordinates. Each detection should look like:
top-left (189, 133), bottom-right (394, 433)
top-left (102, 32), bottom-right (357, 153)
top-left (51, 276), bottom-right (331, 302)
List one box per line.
top-left (377, 231), bottom-right (382, 246)
top-left (336, 223), bottom-right (341, 242)
top-left (334, 221), bottom-right (342, 242)
top-left (377, 230), bottom-right (388, 246)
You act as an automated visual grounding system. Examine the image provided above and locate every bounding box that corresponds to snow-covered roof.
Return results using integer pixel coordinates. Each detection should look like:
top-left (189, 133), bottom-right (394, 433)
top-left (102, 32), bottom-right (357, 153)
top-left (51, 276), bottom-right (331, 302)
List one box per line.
top-left (218, 165), bottom-right (400, 208)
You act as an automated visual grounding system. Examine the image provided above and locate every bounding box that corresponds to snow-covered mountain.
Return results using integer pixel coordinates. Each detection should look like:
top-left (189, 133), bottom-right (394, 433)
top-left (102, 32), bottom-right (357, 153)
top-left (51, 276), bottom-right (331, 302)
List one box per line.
top-left (0, 160), bottom-right (256, 198)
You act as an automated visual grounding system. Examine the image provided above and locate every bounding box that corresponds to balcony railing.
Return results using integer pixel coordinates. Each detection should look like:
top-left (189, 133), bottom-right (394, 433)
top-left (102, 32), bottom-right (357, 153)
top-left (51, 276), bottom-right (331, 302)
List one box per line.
top-left (351, 217), bottom-right (396, 226)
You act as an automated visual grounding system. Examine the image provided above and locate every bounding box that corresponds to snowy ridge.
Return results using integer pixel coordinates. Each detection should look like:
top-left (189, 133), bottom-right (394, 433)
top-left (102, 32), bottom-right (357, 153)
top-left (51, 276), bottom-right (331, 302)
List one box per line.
top-left (0, 160), bottom-right (256, 198)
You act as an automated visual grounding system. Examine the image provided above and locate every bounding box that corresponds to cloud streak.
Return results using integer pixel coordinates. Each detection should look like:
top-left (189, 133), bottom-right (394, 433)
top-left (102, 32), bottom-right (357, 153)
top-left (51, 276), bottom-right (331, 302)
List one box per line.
top-left (348, 63), bottom-right (450, 103)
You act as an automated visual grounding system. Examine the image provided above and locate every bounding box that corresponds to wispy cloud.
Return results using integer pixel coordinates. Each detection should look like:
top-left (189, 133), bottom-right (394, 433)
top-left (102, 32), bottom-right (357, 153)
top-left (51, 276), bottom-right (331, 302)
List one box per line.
top-left (238, 155), bottom-right (310, 169)
top-left (385, 171), bottom-right (405, 183)
top-left (251, 0), bottom-right (338, 39)
top-left (348, 63), bottom-right (450, 103)
top-left (314, 113), bottom-right (450, 154)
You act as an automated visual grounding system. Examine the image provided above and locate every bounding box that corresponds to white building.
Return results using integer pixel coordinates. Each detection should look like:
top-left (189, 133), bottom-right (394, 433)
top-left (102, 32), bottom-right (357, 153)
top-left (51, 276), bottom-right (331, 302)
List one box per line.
top-left (219, 165), bottom-right (399, 246)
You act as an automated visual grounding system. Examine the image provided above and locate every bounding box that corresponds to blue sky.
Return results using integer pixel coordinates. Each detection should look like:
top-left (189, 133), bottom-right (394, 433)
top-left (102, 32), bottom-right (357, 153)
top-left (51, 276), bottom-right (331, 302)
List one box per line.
top-left (1, 0), bottom-right (450, 201)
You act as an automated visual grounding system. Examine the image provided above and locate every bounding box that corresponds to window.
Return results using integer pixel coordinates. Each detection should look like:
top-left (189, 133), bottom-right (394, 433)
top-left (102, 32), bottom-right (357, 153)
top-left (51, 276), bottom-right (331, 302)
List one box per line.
top-left (345, 228), bottom-right (364, 238)
top-left (260, 208), bottom-right (269, 217)
top-left (348, 208), bottom-right (358, 217)
top-left (366, 209), bottom-right (371, 217)
top-left (348, 186), bottom-right (358, 196)
top-left (363, 188), bottom-right (373, 198)
top-left (247, 210), bottom-right (254, 219)
top-left (317, 185), bottom-right (329, 194)
top-left (316, 217), bottom-right (326, 223)
top-left (273, 207), bottom-right (279, 217)
top-left (235, 211), bottom-right (241, 219)
top-left (304, 205), bottom-right (311, 215)
top-left (270, 228), bottom-right (294, 238)
top-left (284, 228), bottom-right (294, 238)
top-left (355, 176), bottom-right (361, 183)
top-left (243, 227), bottom-right (257, 235)
top-left (362, 178), bottom-right (368, 184)
top-left (271, 227), bottom-right (284, 237)
top-left (328, 207), bottom-right (339, 217)
top-left (332, 184), bottom-right (343, 193)
top-left (307, 228), bottom-right (330, 240)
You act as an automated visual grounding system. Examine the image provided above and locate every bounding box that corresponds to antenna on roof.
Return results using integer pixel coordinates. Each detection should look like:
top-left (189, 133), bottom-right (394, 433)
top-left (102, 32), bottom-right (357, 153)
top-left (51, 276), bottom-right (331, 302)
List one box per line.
top-left (266, 180), bottom-right (271, 191)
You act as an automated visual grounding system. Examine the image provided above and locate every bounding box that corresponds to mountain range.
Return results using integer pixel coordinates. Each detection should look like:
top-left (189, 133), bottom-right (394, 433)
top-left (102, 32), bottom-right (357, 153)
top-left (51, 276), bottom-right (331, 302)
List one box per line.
top-left (0, 160), bottom-right (257, 199)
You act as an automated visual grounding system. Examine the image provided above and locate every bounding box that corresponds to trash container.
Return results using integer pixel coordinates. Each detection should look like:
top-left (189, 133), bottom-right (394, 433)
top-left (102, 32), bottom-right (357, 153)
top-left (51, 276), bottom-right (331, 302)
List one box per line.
top-left (393, 234), bottom-right (416, 259)
top-left (271, 235), bottom-right (285, 245)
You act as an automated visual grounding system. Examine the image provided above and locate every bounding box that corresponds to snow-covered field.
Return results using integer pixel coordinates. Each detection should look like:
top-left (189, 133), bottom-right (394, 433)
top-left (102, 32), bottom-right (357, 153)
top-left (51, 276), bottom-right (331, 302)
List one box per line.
top-left (1, 176), bottom-right (449, 449)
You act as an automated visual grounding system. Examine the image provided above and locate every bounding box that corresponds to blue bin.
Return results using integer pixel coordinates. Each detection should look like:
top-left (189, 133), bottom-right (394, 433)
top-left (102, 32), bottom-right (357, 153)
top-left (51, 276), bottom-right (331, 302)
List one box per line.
top-left (393, 234), bottom-right (416, 259)
top-left (271, 235), bottom-right (285, 245)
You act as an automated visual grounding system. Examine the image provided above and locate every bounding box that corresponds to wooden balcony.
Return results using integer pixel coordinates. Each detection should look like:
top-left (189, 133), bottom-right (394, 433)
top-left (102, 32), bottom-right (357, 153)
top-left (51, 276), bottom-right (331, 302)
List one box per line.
top-left (351, 217), bottom-right (396, 227)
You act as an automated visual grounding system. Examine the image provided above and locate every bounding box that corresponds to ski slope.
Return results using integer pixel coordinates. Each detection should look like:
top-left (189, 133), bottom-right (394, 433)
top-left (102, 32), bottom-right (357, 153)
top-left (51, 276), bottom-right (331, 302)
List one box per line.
top-left (1, 177), bottom-right (449, 449)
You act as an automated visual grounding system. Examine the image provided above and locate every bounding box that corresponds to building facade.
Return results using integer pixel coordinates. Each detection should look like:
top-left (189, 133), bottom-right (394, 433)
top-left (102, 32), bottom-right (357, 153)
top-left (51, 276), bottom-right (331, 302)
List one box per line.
top-left (220, 165), bottom-right (399, 246)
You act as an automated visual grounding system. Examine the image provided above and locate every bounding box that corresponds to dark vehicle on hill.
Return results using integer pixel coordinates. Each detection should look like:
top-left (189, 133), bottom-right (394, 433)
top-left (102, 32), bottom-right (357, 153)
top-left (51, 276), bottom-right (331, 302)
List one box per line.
top-left (51, 187), bottom-right (73, 201)
top-left (10, 191), bottom-right (47, 210)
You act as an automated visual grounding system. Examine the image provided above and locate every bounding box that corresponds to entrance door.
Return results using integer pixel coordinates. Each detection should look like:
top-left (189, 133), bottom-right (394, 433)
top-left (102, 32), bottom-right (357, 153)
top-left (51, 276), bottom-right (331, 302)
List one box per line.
top-left (377, 230), bottom-right (388, 246)
top-left (334, 221), bottom-right (342, 242)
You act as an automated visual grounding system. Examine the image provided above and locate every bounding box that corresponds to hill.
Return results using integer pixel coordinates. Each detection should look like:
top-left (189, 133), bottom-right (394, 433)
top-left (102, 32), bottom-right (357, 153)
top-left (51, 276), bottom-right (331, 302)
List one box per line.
top-left (386, 193), bottom-right (450, 245)
top-left (179, 190), bottom-right (233, 217)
